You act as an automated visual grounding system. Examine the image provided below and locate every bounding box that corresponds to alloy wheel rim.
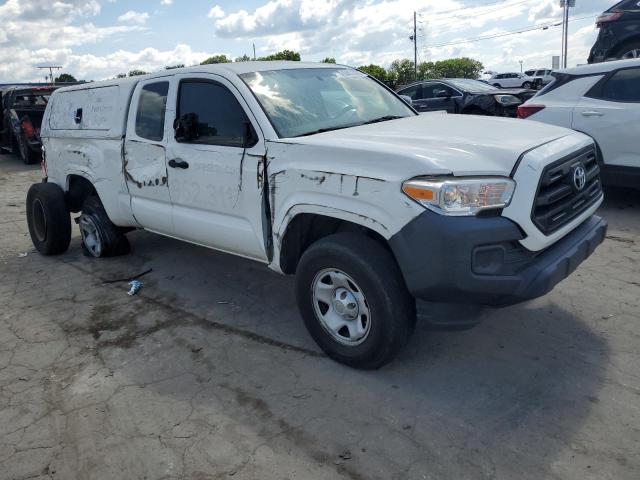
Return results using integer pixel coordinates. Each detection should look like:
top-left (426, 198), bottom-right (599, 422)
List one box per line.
top-left (311, 268), bottom-right (371, 346)
top-left (79, 215), bottom-right (103, 257)
top-left (622, 49), bottom-right (640, 59)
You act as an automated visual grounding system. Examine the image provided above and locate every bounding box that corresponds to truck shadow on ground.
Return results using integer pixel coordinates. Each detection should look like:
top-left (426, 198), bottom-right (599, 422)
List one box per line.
top-left (55, 228), bottom-right (611, 479)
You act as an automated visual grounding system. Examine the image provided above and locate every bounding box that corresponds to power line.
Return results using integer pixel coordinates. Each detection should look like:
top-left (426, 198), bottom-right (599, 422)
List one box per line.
top-left (424, 15), bottom-right (595, 48)
top-left (417, 0), bottom-right (534, 21)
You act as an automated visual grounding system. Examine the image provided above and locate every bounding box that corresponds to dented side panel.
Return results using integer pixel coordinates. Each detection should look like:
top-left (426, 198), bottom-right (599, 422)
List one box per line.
top-left (265, 141), bottom-right (425, 273)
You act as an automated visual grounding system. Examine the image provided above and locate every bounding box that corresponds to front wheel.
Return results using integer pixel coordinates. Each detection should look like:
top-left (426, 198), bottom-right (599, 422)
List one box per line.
top-left (295, 233), bottom-right (415, 369)
top-left (522, 81), bottom-right (532, 89)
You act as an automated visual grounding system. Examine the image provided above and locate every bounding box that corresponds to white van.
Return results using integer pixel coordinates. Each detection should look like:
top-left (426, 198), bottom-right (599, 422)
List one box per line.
top-left (26, 62), bottom-right (607, 368)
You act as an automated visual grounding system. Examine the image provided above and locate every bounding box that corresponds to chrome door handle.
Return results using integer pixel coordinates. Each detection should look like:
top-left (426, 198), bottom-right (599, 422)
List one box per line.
top-left (581, 111), bottom-right (604, 117)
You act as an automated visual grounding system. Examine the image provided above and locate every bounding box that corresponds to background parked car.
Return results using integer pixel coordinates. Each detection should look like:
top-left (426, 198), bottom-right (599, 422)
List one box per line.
top-left (518, 59), bottom-right (640, 189)
top-left (397, 78), bottom-right (535, 117)
top-left (488, 72), bottom-right (536, 88)
top-left (0, 85), bottom-right (57, 164)
top-left (524, 68), bottom-right (555, 86)
top-left (589, 0), bottom-right (640, 63)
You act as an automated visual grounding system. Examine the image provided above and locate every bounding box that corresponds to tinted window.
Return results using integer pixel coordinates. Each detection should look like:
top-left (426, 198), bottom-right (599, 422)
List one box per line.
top-left (178, 81), bottom-right (247, 147)
top-left (600, 68), bottom-right (640, 102)
top-left (135, 82), bottom-right (169, 142)
top-left (525, 70), bottom-right (535, 76)
top-left (399, 84), bottom-right (420, 100)
top-left (421, 83), bottom-right (458, 98)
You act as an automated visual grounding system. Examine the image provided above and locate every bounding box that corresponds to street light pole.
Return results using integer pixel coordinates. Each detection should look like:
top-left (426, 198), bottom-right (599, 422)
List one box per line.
top-left (413, 11), bottom-right (418, 80)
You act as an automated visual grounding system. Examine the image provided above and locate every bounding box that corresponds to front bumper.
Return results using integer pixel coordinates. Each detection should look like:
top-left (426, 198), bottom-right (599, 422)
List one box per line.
top-left (389, 210), bottom-right (607, 306)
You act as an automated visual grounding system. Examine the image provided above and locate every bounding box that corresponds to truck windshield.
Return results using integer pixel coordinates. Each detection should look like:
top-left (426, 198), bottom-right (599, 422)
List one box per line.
top-left (240, 68), bottom-right (415, 138)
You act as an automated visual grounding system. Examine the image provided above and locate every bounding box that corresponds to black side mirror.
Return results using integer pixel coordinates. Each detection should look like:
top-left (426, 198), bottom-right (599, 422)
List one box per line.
top-left (174, 113), bottom-right (199, 142)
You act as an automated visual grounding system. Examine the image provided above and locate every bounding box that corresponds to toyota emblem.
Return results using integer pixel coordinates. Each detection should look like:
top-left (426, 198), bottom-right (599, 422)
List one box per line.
top-left (573, 165), bottom-right (587, 191)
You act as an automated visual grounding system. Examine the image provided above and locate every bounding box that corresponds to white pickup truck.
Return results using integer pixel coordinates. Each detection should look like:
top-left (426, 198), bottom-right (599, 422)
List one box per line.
top-left (27, 62), bottom-right (607, 368)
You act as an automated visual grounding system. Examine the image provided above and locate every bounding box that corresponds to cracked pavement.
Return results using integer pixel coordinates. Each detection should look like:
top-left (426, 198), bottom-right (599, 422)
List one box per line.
top-left (0, 154), bottom-right (639, 480)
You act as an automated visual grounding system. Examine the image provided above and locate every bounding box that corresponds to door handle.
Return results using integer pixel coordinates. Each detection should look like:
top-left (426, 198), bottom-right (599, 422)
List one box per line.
top-left (581, 111), bottom-right (604, 117)
top-left (168, 159), bottom-right (189, 169)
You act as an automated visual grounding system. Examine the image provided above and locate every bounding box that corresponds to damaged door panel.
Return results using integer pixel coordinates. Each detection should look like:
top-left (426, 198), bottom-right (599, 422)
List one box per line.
top-left (124, 79), bottom-right (173, 233)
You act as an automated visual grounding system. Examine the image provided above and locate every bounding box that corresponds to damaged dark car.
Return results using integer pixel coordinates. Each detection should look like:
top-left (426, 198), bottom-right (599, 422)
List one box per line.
top-left (396, 78), bottom-right (536, 117)
top-left (588, 0), bottom-right (640, 63)
top-left (0, 86), bottom-right (57, 164)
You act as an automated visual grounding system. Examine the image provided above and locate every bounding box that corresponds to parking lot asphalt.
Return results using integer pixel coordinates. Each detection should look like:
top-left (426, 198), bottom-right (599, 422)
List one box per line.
top-left (1, 153), bottom-right (639, 480)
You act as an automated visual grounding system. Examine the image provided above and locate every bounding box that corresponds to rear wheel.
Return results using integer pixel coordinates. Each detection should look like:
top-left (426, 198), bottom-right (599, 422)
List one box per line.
top-left (618, 41), bottom-right (640, 60)
top-left (79, 196), bottom-right (130, 258)
top-left (295, 233), bottom-right (415, 369)
top-left (522, 81), bottom-right (532, 89)
top-left (16, 135), bottom-right (36, 165)
top-left (26, 183), bottom-right (71, 255)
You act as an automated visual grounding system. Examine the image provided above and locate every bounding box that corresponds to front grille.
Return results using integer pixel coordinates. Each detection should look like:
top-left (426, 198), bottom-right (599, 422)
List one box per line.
top-left (532, 146), bottom-right (602, 235)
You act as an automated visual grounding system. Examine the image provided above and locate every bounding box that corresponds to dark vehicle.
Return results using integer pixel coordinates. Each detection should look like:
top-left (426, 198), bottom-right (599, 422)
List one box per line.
top-left (396, 78), bottom-right (536, 117)
top-left (589, 0), bottom-right (640, 63)
top-left (0, 86), bottom-right (56, 164)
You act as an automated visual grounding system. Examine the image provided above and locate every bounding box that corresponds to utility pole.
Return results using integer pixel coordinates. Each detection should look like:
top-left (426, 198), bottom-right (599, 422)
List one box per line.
top-left (413, 11), bottom-right (418, 80)
top-left (38, 66), bottom-right (62, 84)
top-left (519, 60), bottom-right (523, 73)
top-left (253, 43), bottom-right (256, 60)
top-left (560, 0), bottom-right (576, 68)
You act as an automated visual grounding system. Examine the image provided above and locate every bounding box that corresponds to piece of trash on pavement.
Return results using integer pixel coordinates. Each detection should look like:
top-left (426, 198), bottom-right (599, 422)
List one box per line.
top-left (127, 280), bottom-right (143, 296)
top-left (17, 252), bottom-right (28, 258)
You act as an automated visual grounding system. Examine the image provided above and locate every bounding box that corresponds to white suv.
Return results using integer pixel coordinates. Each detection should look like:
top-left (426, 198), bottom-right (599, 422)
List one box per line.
top-left (524, 69), bottom-right (555, 86)
top-left (489, 72), bottom-right (536, 89)
top-left (519, 59), bottom-right (640, 189)
top-left (26, 62), bottom-right (607, 368)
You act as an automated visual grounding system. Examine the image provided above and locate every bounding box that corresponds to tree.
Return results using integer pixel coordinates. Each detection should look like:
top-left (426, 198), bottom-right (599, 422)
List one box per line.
top-left (257, 50), bottom-right (301, 61)
top-left (200, 54), bottom-right (230, 65)
top-left (165, 64), bottom-right (185, 70)
top-left (235, 54), bottom-right (252, 62)
top-left (54, 73), bottom-right (77, 83)
top-left (388, 59), bottom-right (415, 87)
top-left (428, 58), bottom-right (484, 79)
top-left (116, 73), bottom-right (127, 79)
top-left (128, 69), bottom-right (148, 77)
top-left (357, 64), bottom-right (388, 83)
top-left (322, 57), bottom-right (336, 64)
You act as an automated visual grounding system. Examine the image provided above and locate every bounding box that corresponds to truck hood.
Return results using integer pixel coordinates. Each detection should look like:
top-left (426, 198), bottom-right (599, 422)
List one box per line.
top-left (280, 114), bottom-right (575, 177)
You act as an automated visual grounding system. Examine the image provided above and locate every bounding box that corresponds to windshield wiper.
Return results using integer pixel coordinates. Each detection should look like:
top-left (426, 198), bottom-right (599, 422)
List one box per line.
top-left (295, 124), bottom-right (358, 137)
top-left (359, 115), bottom-right (404, 125)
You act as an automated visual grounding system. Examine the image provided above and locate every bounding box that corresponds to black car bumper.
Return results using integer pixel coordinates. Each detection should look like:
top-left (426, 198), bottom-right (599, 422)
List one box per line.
top-left (389, 210), bottom-right (607, 307)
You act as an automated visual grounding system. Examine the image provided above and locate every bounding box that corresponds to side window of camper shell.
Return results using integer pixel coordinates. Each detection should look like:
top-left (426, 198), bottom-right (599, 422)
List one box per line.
top-left (135, 82), bottom-right (169, 142)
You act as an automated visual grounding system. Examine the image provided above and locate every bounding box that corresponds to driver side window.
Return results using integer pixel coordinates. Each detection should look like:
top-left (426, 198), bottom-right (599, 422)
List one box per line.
top-left (176, 80), bottom-right (251, 147)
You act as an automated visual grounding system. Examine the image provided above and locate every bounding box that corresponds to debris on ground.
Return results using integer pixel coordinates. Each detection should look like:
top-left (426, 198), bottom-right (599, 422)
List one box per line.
top-left (103, 268), bottom-right (153, 285)
top-left (17, 252), bottom-right (28, 258)
top-left (127, 280), bottom-right (143, 296)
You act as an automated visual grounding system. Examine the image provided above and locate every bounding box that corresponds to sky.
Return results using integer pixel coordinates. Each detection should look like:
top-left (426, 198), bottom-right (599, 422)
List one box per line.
top-left (0, 0), bottom-right (617, 82)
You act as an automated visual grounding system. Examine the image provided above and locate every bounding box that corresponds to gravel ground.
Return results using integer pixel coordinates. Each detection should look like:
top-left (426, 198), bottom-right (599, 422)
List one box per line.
top-left (1, 153), bottom-right (639, 480)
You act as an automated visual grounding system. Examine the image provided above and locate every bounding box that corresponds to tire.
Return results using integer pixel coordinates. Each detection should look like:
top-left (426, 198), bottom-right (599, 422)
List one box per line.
top-left (79, 196), bottom-right (130, 258)
top-left (493, 83), bottom-right (501, 88)
top-left (295, 233), bottom-right (416, 369)
top-left (616, 41), bottom-right (640, 60)
top-left (16, 135), bottom-right (35, 164)
top-left (26, 183), bottom-right (71, 255)
top-left (522, 81), bottom-right (532, 89)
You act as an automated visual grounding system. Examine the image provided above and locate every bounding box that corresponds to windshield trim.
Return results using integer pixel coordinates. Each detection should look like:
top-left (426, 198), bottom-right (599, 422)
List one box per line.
top-left (238, 67), bottom-right (417, 139)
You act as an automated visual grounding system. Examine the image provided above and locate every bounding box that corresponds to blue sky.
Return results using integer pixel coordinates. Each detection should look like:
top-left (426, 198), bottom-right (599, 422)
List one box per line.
top-left (0, 0), bottom-right (615, 82)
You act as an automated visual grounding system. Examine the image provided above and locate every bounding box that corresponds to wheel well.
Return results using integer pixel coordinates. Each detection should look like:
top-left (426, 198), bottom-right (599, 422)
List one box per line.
top-left (614, 36), bottom-right (640, 56)
top-left (66, 175), bottom-right (97, 213)
top-left (279, 214), bottom-right (391, 274)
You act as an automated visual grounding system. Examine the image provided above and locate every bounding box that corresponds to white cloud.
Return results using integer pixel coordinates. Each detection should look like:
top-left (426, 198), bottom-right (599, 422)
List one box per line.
top-left (208, 5), bottom-right (225, 19)
top-left (117, 10), bottom-right (150, 24)
top-left (161, 0), bottom-right (173, 5)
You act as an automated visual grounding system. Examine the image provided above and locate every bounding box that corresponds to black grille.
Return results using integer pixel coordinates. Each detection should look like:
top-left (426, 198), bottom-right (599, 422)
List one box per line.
top-left (532, 146), bottom-right (602, 235)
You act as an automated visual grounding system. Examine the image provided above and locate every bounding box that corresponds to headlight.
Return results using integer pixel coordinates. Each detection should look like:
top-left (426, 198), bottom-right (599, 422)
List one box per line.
top-left (494, 94), bottom-right (522, 106)
top-left (402, 177), bottom-right (516, 216)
